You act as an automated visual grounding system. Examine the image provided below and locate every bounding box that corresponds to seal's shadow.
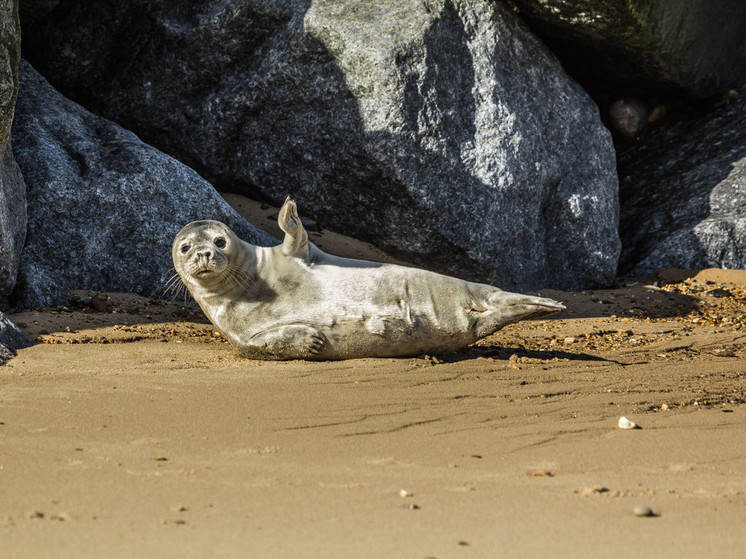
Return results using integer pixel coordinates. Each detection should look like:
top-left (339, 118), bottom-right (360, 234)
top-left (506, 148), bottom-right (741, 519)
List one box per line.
top-left (436, 344), bottom-right (618, 364)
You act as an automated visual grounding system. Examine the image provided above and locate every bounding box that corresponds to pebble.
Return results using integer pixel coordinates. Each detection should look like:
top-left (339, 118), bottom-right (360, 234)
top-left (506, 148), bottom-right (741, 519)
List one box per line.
top-left (608, 97), bottom-right (648, 140)
top-left (633, 505), bottom-right (654, 517)
top-left (531, 470), bottom-right (553, 477)
top-left (706, 288), bottom-right (732, 298)
top-left (577, 486), bottom-right (609, 496)
top-left (399, 489), bottom-right (413, 498)
top-left (618, 416), bottom-right (640, 429)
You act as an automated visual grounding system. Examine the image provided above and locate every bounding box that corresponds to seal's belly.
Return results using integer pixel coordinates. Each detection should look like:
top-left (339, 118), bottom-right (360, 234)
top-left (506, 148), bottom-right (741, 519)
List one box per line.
top-left (204, 261), bottom-right (489, 359)
top-left (272, 266), bottom-right (481, 357)
top-left (318, 311), bottom-right (478, 358)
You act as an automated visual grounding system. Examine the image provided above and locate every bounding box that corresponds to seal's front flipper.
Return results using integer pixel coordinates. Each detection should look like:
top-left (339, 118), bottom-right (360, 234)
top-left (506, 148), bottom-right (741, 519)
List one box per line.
top-left (240, 324), bottom-right (327, 360)
top-left (278, 197), bottom-right (309, 261)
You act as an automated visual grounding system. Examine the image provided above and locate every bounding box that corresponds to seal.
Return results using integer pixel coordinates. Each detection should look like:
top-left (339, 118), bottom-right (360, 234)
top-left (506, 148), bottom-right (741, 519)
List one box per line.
top-left (172, 198), bottom-right (565, 360)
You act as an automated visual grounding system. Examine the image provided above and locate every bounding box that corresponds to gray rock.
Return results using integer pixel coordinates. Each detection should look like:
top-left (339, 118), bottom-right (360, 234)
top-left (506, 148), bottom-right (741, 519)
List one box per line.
top-left (21, 0), bottom-right (620, 291)
top-left (0, 141), bottom-right (26, 301)
top-left (0, 310), bottom-right (31, 365)
top-left (508, 0), bottom-right (746, 98)
top-left (618, 91), bottom-right (746, 275)
top-left (0, 0), bottom-right (19, 148)
top-left (11, 61), bottom-right (275, 309)
top-left (0, 0), bottom-right (26, 301)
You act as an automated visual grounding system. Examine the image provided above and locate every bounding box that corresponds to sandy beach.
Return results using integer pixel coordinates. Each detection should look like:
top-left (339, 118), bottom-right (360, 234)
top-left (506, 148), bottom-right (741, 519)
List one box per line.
top-left (2, 197), bottom-right (746, 558)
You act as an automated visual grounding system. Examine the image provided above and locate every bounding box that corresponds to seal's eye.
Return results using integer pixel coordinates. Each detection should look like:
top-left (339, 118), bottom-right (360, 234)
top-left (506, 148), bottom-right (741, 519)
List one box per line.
top-left (180, 243), bottom-right (191, 254)
top-left (214, 236), bottom-right (226, 249)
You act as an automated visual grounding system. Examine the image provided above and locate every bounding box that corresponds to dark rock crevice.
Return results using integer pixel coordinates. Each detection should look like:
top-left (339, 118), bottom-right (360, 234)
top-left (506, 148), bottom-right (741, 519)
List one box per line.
top-left (618, 91), bottom-right (746, 275)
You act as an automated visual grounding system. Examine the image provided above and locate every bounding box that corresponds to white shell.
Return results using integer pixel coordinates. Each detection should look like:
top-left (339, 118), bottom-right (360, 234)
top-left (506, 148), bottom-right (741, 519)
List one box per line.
top-left (633, 505), bottom-right (654, 517)
top-left (618, 416), bottom-right (639, 430)
top-left (399, 489), bottom-right (414, 498)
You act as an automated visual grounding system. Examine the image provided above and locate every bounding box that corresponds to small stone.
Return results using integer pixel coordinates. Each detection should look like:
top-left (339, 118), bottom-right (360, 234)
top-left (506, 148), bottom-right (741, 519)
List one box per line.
top-left (618, 416), bottom-right (640, 430)
top-left (706, 288), bottom-right (732, 298)
top-left (633, 505), bottom-right (654, 517)
top-left (609, 97), bottom-right (648, 140)
top-left (73, 296), bottom-right (92, 308)
top-left (90, 294), bottom-right (108, 312)
top-left (399, 490), bottom-right (413, 498)
top-left (660, 403), bottom-right (669, 411)
top-left (577, 486), bottom-right (609, 496)
top-left (531, 470), bottom-right (553, 477)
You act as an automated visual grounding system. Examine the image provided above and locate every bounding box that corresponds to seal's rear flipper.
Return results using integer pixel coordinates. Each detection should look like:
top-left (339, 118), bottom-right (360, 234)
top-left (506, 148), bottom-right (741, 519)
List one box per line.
top-left (278, 197), bottom-right (309, 261)
top-left (478, 291), bottom-right (565, 336)
top-left (495, 293), bottom-right (566, 316)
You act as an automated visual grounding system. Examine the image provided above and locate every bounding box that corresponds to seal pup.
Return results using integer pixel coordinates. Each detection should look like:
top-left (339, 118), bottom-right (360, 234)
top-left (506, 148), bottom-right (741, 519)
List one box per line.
top-left (172, 198), bottom-right (565, 360)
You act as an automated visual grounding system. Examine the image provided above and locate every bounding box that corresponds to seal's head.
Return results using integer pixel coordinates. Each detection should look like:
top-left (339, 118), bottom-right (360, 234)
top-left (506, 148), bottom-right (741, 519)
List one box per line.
top-left (172, 220), bottom-right (244, 288)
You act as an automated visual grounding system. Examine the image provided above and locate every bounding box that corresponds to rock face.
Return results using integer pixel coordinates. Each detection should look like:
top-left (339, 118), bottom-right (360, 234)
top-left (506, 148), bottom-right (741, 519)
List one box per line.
top-left (0, 309), bottom-right (31, 365)
top-left (11, 61), bottom-right (275, 309)
top-left (21, 0), bottom-right (620, 292)
top-left (618, 92), bottom-right (746, 276)
top-left (19, 0), bottom-right (60, 24)
top-left (0, 0), bottom-right (26, 301)
top-left (507, 0), bottom-right (746, 98)
top-left (0, 141), bottom-right (25, 300)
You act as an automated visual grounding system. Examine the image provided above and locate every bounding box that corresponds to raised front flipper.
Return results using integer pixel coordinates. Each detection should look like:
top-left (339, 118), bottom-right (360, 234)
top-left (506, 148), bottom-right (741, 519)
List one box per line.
top-left (238, 324), bottom-right (327, 360)
top-left (278, 197), bottom-right (309, 261)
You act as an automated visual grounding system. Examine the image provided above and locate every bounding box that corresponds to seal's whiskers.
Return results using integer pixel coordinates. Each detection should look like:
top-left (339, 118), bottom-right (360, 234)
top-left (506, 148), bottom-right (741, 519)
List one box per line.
top-left (163, 271), bottom-right (189, 302)
top-left (222, 263), bottom-right (254, 292)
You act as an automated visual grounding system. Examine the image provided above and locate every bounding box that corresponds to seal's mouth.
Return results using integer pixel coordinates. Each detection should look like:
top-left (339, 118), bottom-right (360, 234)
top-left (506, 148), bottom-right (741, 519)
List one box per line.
top-left (184, 254), bottom-right (226, 280)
